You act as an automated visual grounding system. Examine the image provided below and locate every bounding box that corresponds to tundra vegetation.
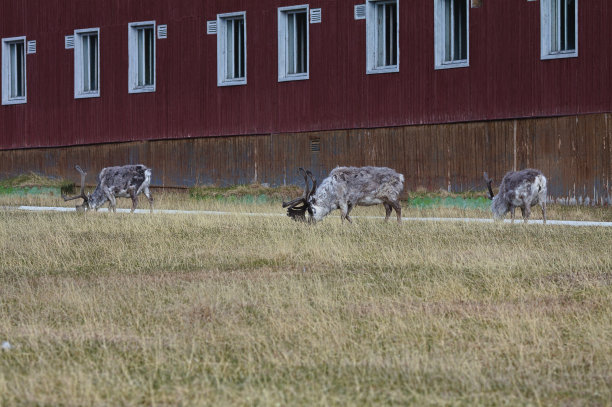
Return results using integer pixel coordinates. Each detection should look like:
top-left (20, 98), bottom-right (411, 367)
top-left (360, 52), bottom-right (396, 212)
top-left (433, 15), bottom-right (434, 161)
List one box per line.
top-left (0, 187), bottom-right (611, 406)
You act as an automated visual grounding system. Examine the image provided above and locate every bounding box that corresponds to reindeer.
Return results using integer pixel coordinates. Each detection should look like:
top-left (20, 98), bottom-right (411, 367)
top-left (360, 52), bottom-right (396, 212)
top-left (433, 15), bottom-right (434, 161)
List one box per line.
top-left (283, 166), bottom-right (404, 223)
top-left (484, 169), bottom-right (547, 224)
top-left (62, 164), bottom-right (154, 213)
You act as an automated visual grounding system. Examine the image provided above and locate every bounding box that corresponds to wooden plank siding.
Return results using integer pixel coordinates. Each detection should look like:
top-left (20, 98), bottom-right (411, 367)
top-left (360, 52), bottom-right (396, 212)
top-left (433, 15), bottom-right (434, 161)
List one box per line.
top-left (1, 0), bottom-right (611, 200)
top-left (1, 0), bottom-right (612, 149)
top-left (0, 113), bottom-right (610, 202)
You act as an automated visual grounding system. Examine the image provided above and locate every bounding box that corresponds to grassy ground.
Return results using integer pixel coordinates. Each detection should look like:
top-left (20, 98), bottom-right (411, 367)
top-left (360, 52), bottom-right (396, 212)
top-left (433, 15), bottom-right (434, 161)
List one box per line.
top-left (1, 183), bottom-right (612, 222)
top-left (0, 190), bottom-right (611, 405)
top-left (0, 172), bottom-right (75, 193)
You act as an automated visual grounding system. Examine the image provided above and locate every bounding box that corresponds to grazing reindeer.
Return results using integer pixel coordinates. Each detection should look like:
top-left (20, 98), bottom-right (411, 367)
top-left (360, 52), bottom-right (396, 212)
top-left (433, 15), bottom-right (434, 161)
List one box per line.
top-left (283, 166), bottom-right (404, 223)
top-left (484, 169), bottom-right (547, 224)
top-left (62, 164), bottom-right (154, 213)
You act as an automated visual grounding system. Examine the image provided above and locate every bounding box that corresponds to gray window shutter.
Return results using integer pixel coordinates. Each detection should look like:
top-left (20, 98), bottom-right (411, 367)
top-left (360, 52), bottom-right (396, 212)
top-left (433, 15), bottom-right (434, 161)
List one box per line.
top-left (65, 35), bottom-right (75, 49)
top-left (310, 8), bottom-right (322, 24)
top-left (157, 25), bottom-right (168, 39)
top-left (27, 40), bottom-right (37, 54)
top-left (354, 4), bottom-right (366, 20)
top-left (207, 21), bottom-right (217, 35)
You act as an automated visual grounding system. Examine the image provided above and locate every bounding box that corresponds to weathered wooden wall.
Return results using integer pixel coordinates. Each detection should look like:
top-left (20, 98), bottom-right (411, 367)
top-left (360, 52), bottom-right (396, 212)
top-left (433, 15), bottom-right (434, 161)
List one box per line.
top-left (1, 113), bottom-right (610, 201)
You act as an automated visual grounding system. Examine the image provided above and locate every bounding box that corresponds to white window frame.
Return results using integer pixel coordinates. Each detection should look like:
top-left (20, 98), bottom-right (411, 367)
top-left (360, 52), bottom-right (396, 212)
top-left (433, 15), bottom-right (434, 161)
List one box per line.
top-left (540, 0), bottom-right (578, 60)
top-left (74, 28), bottom-right (100, 99)
top-left (217, 11), bottom-right (247, 87)
top-left (366, 0), bottom-right (399, 75)
top-left (1, 36), bottom-right (27, 105)
top-left (128, 21), bottom-right (156, 94)
top-left (278, 5), bottom-right (310, 82)
top-left (434, 0), bottom-right (469, 70)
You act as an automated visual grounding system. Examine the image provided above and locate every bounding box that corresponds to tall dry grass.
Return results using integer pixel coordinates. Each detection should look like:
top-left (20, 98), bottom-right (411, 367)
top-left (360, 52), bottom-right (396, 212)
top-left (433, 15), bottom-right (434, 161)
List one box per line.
top-left (0, 192), bottom-right (611, 405)
top-left (1, 188), bottom-right (611, 221)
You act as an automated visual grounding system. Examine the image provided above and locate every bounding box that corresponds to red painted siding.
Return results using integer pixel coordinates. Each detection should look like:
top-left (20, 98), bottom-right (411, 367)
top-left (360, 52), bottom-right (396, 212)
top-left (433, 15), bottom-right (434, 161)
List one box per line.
top-left (1, 0), bottom-right (611, 150)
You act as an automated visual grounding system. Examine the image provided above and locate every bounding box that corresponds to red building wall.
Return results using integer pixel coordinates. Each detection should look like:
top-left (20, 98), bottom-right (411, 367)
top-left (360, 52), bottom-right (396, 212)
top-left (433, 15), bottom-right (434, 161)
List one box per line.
top-left (0, 0), bottom-right (611, 150)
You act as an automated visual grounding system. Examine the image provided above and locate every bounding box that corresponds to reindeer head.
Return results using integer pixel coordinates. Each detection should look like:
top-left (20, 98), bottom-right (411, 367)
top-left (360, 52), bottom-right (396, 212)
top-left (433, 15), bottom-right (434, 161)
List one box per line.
top-left (62, 165), bottom-right (90, 212)
top-left (484, 171), bottom-right (508, 218)
top-left (282, 168), bottom-right (317, 222)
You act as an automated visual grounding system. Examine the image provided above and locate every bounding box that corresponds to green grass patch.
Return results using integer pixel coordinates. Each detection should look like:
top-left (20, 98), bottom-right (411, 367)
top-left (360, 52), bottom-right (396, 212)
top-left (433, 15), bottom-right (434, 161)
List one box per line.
top-left (0, 172), bottom-right (74, 195)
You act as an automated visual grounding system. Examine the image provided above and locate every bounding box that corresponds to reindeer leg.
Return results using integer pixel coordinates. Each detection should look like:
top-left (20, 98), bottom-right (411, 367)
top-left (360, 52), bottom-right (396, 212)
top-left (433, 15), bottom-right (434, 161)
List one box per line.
top-left (523, 205), bottom-right (531, 224)
top-left (104, 187), bottom-right (116, 213)
top-left (392, 201), bottom-right (402, 224)
top-left (383, 203), bottom-right (392, 221)
top-left (340, 203), bottom-right (352, 223)
top-left (345, 204), bottom-right (354, 223)
top-left (510, 207), bottom-right (516, 224)
top-left (130, 189), bottom-right (139, 213)
top-left (541, 201), bottom-right (547, 224)
top-left (143, 186), bottom-right (154, 213)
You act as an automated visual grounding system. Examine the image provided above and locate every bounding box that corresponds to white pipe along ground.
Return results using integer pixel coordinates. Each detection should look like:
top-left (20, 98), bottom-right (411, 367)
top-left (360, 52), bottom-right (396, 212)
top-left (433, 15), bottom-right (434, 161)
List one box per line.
top-left (9, 205), bottom-right (612, 227)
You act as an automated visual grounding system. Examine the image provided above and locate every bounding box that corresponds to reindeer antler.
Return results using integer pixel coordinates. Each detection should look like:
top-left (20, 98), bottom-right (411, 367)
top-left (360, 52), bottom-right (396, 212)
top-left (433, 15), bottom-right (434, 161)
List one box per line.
top-left (603, 184), bottom-right (611, 207)
top-left (282, 168), bottom-right (312, 208)
top-left (483, 172), bottom-right (494, 200)
top-left (282, 168), bottom-right (315, 222)
top-left (306, 170), bottom-right (317, 198)
top-left (62, 165), bottom-right (89, 205)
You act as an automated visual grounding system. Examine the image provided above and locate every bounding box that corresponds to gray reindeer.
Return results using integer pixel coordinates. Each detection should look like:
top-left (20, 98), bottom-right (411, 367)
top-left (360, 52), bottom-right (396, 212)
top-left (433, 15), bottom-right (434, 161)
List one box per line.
top-left (62, 165), bottom-right (154, 213)
top-left (484, 169), bottom-right (547, 224)
top-left (283, 166), bottom-right (404, 223)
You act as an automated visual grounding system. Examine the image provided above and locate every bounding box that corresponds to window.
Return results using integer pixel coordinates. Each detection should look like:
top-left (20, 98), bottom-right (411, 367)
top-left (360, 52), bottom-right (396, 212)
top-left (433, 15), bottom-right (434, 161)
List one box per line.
top-left (128, 21), bottom-right (156, 93)
top-left (541, 0), bottom-right (577, 59)
top-left (434, 0), bottom-right (469, 69)
top-left (278, 5), bottom-right (309, 82)
top-left (74, 28), bottom-right (100, 98)
top-left (366, 0), bottom-right (399, 74)
top-left (217, 12), bottom-right (247, 86)
top-left (1, 36), bottom-right (26, 105)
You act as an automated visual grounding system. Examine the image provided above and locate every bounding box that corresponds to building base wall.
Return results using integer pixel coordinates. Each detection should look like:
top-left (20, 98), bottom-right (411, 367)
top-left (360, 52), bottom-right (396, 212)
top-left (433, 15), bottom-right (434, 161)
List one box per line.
top-left (1, 113), bottom-right (611, 202)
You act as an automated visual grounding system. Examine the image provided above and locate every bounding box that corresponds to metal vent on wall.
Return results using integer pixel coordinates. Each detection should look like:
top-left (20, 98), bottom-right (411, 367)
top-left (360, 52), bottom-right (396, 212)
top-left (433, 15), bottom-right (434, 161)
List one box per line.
top-left (354, 4), bottom-right (366, 20)
top-left (207, 21), bottom-right (217, 35)
top-left (310, 8), bottom-right (322, 24)
top-left (310, 138), bottom-right (321, 153)
top-left (65, 35), bottom-right (75, 49)
top-left (26, 40), bottom-right (36, 54)
top-left (157, 25), bottom-right (167, 39)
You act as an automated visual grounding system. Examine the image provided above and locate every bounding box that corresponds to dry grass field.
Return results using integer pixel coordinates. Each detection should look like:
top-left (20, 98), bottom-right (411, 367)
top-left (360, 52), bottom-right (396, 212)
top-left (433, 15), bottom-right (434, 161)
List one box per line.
top-left (0, 190), bottom-right (611, 406)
